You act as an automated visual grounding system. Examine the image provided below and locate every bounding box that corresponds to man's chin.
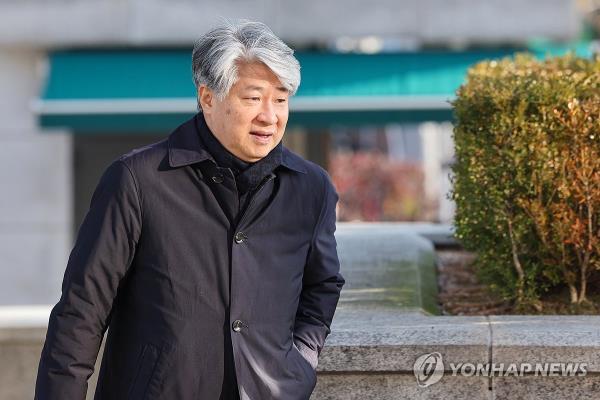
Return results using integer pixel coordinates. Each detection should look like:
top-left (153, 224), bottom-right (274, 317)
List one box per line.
top-left (245, 148), bottom-right (273, 162)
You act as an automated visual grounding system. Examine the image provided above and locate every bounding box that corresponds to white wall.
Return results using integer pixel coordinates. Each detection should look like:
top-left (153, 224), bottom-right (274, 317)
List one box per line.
top-left (0, 0), bottom-right (579, 47)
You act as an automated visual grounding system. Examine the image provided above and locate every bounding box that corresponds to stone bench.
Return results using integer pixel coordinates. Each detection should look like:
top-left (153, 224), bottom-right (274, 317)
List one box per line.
top-left (336, 223), bottom-right (442, 315)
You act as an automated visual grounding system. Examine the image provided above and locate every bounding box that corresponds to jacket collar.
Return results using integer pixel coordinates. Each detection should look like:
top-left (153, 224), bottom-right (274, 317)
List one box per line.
top-left (168, 113), bottom-right (307, 174)
top-left (281, 147), bottom-right (308, 174)
top-left (168, 115), bottom-right (213, 168)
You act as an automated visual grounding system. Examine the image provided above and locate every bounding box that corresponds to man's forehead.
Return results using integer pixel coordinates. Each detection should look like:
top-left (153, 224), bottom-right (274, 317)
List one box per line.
top-left (242, 84), bottom-right (288, 93)
top-left (235, 61), bottom-right (287, 92)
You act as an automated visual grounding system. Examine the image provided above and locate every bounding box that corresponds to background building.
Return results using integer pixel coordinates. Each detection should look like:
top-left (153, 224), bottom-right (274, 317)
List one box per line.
top-left (0, 0), bottom-right (592, 305)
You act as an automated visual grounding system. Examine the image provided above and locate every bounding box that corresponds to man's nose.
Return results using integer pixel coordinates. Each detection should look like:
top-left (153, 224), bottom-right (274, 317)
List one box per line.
top-left (256, 102), bottom-right (278, 125)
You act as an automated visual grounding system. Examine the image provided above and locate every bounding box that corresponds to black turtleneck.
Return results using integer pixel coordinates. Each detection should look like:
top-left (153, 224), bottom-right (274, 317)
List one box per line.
top-left (195, 113), bottom-right (283, 196)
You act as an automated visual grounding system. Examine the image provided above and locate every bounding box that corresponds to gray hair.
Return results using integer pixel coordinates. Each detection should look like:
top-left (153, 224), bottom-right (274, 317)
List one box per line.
top-left (192, 20), bottom-right (301, 108)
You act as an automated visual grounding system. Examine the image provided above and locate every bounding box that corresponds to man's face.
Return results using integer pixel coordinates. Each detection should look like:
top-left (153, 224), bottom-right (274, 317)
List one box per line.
top-left (200, 61), bottom-right (290, 162)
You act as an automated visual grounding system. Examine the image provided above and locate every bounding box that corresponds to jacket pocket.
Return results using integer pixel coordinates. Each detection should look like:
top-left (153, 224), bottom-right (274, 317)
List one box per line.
top-left (128, 343), bottom-right (160, 400)
top-left (291, 341), bottom-right (317, 386)
top-left (293, 340), bottom-right (318, 370)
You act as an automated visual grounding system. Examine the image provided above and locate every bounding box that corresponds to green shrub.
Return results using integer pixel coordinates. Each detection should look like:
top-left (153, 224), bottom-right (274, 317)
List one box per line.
top-left (451, 54), bottom-right (600, 308)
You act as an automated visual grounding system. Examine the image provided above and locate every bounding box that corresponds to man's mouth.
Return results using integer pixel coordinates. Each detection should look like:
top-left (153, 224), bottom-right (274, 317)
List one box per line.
top-left (250, 131), bottom-right (274, 138)
top-left (249, 131), bottom-right (274, 144)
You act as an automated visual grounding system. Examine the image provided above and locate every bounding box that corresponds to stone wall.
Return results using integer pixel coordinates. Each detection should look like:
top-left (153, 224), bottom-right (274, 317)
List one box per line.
top-left (314, 310), bottom-right (600, 399)
top-left (2, 307), bottom-right (598, 399)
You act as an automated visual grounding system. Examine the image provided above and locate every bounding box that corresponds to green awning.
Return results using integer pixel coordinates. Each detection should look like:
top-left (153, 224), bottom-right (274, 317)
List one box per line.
top-left (36, 45), bottom-right (593, 132)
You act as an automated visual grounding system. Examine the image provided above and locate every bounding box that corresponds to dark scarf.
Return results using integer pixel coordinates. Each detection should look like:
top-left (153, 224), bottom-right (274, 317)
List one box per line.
top-left (195, 113), bottom-right (283, 195)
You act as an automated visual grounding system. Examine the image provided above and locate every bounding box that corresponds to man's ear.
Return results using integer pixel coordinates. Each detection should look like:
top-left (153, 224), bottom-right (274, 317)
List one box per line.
top-left (198, 86), bottom-right (214, 113)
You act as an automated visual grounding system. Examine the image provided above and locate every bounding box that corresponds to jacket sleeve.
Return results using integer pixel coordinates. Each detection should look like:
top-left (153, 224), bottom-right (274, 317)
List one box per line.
top-left (35, 159), bottom-right (142, 399)
top-left (293, 174), bottom-right (345, 369)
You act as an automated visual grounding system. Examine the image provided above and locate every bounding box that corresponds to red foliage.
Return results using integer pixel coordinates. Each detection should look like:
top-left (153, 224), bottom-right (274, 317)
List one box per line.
top-left (329, 151), bottom-right (427, 221)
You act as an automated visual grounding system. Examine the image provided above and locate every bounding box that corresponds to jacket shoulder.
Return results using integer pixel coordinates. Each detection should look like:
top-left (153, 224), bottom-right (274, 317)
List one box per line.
top-left (119, 138), bottom-right (168, 165)
top-left (113, 137), bottom-right (169, 178)
top-left (282, 147), bottom-right (337, 204)
top-left (286, 147), bottom-right (334, 184)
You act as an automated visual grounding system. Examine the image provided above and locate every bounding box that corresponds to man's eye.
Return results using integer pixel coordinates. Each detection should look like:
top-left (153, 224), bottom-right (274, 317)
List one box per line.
top-left (276, 98), bottom-right (287, 103)
top-left (245, 97), bottom-right (260, 101)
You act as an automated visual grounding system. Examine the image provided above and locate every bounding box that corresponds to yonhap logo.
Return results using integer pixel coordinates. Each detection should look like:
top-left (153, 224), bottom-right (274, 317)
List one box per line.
top-left (413, 352), bottom-right (444, 387)
top-left (413, 352), bottom-right (587, 387)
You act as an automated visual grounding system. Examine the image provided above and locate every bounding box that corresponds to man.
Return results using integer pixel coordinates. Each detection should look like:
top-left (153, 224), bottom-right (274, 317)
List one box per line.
top-left (35, 20), bottom-right (345, 400)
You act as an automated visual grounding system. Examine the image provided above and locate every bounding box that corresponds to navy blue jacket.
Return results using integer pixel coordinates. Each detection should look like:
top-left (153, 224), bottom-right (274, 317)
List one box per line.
top-left (34, 115), bottom-right (345, 400)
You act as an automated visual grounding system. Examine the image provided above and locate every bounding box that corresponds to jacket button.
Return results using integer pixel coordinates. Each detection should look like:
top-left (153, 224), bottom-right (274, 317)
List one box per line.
top-left (232, 320), bottom-right (244, 332)
top-left (234, 232), bottom-right (247, 244)
top-left (212, 174), bottom-right (224, 184)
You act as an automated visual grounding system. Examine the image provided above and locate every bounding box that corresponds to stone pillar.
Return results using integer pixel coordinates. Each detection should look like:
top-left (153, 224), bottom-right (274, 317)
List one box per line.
top-left (0, 48), bottom-right (72, 306)
top-left (420, 122), bottom-right (455, 223)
